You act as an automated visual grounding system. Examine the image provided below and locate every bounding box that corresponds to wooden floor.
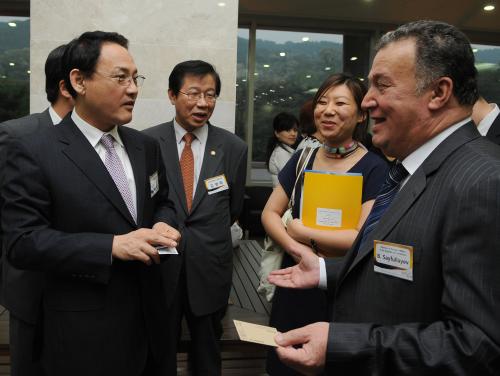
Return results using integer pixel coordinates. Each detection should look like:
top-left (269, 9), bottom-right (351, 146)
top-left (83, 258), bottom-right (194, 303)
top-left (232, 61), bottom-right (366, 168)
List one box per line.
top-left (230, 239), bottom-right (271, 317)
top-left (0, 240), bottom-right (272, 375)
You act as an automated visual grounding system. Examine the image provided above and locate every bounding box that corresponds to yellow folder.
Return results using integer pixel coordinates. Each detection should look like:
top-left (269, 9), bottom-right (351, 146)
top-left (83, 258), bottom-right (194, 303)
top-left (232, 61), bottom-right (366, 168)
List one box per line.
top-left (300, 170), bottom-right (363, 230)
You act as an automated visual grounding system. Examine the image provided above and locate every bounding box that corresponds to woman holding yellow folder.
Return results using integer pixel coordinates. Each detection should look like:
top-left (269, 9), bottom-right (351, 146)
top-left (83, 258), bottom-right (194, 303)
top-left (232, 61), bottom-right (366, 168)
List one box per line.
top-left (262, 73), bottom-right (388, 375)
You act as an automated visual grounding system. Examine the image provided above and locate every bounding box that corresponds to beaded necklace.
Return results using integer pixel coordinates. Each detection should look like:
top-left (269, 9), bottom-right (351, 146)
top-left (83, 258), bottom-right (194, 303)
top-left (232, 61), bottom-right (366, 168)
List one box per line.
top-left (322, 141), bottom-right (359, 159)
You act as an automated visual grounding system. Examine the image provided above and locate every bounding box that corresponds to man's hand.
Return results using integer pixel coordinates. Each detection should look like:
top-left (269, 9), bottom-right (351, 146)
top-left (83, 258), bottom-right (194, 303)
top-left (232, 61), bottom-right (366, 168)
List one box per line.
top-left (268, 248), bottom-right (320, 289)
top-left (112, 227), bottom-right (178, 265)
top-left (275, 322), bottom-right (329, 376)
top-left (153, 222), bottom-right (181, 243)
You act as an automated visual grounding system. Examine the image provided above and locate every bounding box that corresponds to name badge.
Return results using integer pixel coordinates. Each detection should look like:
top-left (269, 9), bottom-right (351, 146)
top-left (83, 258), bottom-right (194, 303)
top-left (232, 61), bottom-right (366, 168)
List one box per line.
top-left (373, 240), bottom-right (413, 281)
top-left (150, 171), bottom-right (159, 197)
top-left (205, 174), bottom-right (229, 195)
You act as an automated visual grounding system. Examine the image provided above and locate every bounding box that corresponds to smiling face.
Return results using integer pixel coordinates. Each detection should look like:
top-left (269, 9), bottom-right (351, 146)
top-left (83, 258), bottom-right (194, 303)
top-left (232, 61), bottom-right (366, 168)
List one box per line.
top-left (168, 73), bottom-right (217, 132)
top-left (314, 83), bottom-right (364, 147)
top-left (362, 38), bottom-right (434, 159)
top-left (78, 42), bottom-right (138, 131)
top-left (275, 126), bottom-right (298, 146)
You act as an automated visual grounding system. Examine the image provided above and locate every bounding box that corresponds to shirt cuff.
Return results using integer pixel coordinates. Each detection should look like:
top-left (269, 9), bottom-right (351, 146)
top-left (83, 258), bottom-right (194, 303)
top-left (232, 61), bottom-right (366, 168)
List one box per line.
top-left (318, 257), bottom-right (327, 290)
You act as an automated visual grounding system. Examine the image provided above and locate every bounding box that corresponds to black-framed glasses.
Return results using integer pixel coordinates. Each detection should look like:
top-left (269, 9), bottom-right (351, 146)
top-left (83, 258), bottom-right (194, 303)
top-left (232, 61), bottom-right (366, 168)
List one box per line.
top-left (178, 90), bottom-right (218, 103)
top-left (95, 71), bottom-right (146, 87)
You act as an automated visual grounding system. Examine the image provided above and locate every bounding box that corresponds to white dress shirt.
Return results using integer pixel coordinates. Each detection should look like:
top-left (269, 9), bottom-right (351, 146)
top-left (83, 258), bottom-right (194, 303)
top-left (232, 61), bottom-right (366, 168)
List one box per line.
top-left (48, 106), bottom-right (62, 125)
top-left (477, 103), bottom-right (500, 136)
top-left (318, 117), bottom-right (471, 288)
top-left (173, 119), bottom-right (208, 198)
top-left (71, 110), bottom-right (137, 216)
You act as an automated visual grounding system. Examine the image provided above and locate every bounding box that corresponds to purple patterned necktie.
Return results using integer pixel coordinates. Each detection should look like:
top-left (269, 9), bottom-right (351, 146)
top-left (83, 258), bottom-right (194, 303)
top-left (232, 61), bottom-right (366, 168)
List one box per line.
top-left (100, 134), bottom-right (137, 223)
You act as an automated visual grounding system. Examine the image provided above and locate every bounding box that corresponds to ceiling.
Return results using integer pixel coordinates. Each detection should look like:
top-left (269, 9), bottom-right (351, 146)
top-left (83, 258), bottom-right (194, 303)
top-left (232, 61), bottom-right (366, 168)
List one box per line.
top-left (1, 0), bottom-right (499, 44)
top-left (0, 0), bottom-right (28, 16)
top-left (238, 0), bottom-right (500, 45)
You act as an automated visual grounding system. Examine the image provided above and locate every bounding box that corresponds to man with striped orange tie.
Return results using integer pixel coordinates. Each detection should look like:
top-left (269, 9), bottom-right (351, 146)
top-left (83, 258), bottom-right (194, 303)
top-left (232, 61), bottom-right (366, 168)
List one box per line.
top-left (144, 60), bottom-right (247, 375)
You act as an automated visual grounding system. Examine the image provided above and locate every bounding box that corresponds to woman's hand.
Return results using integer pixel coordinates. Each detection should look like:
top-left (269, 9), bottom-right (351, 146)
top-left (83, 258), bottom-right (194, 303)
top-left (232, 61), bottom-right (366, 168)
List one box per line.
top-left (287, 218), bottom-right (307, 243)
top-left (287, 240), bottom-right (315, 263)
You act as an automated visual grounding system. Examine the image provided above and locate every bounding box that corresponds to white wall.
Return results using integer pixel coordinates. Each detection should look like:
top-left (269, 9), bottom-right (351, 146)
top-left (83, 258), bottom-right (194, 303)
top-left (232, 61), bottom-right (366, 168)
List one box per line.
top-left (30, 0), bottom-right (239, 132)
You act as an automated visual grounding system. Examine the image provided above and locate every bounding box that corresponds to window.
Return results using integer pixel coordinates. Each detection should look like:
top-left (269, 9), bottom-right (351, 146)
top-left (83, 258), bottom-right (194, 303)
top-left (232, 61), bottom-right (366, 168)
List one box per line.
top-left (473, 44), bottom-right (500, 103)
top-left (236, 28), bottom-right (344, 184)
top-left (252, 30), bottom-right (342, 162)
top-left (236, 28), bottom-right (249, 141)
top-left (0, 16), bottom-right (30, 122)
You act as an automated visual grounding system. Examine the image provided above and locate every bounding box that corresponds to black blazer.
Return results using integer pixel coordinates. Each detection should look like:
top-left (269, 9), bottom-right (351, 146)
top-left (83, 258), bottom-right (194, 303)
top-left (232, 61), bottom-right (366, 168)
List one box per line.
top-left (144, 121), bottom-right (247, 315)
top-left (0, 109), bottom-right (52, 322)
top-left (324, 122), bottom-right (500, 375)
top-left (1, 115), bottom-right (177, 376)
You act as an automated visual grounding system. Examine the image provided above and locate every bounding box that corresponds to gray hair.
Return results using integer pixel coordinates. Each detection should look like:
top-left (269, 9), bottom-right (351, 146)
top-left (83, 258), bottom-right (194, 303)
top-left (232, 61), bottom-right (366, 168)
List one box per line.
top-left (376, 20), bottom-right (478, 105)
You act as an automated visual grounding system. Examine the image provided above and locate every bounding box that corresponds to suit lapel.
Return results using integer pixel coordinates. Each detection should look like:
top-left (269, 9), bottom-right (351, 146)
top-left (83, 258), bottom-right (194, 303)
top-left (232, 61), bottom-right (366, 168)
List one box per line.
top-left (119, 127), bottom-right (146, 226)
top-left (342, 121), bottom-right (481, 278)
top-left (58, 118), bottom-right (136, 226)
top-left (159, 122), bottom-right (189, 214)
top-left (190, 125), bottom-right (223, 214)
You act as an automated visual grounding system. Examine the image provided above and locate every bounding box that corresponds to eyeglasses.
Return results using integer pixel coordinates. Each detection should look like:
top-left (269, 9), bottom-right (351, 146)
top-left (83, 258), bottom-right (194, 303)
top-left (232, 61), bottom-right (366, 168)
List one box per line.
top-left (178, 91), bottom-right (218, 103)
top-left (95, 71), bottom-right (146, 87)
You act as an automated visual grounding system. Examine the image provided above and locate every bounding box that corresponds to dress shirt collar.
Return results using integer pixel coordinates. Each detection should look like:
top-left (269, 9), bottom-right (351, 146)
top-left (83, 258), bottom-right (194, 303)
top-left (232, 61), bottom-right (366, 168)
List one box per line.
top-left (48, 106), bottom-right (62, 125)
top-left (477, 103), bottom-right (500, 136)
top-left (173, 118), bottom-right (208, 146)
top-left (401, 117), bottom-right (471, 177)
top-left (71, 110), bottom-right (124, 148)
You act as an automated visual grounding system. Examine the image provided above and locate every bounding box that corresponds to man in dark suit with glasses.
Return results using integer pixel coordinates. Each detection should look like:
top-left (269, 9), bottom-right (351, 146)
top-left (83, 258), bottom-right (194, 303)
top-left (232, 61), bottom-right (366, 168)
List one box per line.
top-left (1, 31), bottom-right (180, 376)
top-left (144, 60), bottom-right (247, 375)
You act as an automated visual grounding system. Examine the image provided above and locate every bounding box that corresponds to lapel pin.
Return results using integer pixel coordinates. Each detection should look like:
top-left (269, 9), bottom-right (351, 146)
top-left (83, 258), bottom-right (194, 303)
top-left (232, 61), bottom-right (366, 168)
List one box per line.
top-left (210, 150), bottom-right (216, 156)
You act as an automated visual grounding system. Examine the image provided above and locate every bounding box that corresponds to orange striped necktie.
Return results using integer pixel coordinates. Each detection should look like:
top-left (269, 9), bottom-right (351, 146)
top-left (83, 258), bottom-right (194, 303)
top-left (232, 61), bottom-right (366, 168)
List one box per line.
top-left (180, 132), bottom-right (195, 212)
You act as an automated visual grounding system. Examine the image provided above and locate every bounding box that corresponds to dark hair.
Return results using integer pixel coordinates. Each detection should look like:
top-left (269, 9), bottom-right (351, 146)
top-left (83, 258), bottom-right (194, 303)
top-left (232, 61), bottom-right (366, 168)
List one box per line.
top-left (169, 60), bottom-right (221, 96)
top-left (299, 99), bottom-right (315, 136)
top-left (45, 44), bottom-right (67, 104)
top-left (312, 73), bottom-right (370, 146)
top-left (266, 112), bottom-right (298, 167)
top-left (376, 20), bottom-right (478, 105)
top-left (62, 31), bottom-right (129, 98)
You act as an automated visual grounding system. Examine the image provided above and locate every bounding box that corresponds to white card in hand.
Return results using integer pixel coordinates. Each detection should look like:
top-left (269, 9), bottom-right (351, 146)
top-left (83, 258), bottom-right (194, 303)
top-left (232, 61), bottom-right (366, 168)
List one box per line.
top-left (156, 246), bottom-right (178, 255)
top-left (233, 320), bottom-right (278, 347)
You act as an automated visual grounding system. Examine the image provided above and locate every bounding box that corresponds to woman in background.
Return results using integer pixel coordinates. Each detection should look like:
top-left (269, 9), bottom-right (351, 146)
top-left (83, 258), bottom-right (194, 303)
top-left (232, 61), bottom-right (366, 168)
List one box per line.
top-left (266, 112), bottom-right (299, 187)
top-left (262, 73), bottom-right (388, 375)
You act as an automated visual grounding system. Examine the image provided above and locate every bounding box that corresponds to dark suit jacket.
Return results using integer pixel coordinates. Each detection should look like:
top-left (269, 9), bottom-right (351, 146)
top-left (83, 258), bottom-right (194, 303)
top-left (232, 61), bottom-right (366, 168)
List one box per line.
top-left (324, 122), bottom-right (500, 375)
top-left (485, 108), bottom-right (500, 146)
top-left (144, 121), bottom-right (247, 315)
top-left (0, 109), bottom-right (52, 322)
top-left (1, 116), bottom-right (177, 376)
